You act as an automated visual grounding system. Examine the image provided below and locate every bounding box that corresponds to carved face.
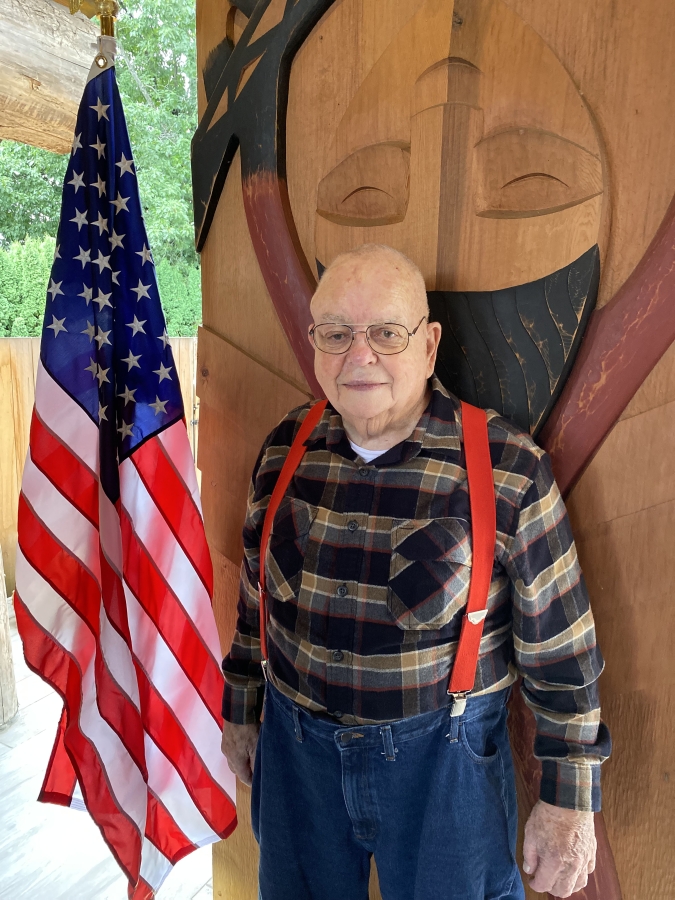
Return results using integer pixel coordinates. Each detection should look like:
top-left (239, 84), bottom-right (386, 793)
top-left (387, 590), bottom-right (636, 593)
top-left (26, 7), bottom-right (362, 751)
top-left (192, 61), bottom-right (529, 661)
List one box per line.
top-left (302, 0), bottom-right (605, 292)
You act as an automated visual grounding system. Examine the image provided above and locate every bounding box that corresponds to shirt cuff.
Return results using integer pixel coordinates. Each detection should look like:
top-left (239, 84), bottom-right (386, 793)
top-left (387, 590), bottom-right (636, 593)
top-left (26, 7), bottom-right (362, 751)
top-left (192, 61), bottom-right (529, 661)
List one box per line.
top-left (222, 675), bottom-right (265, 725)
top-left (539, 760), bottom-right (602, 812)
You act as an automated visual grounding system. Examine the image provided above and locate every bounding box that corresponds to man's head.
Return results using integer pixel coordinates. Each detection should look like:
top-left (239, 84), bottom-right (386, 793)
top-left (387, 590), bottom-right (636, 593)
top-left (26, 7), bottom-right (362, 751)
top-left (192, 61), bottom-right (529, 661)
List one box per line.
top-left (309, 244), bottom-right (442, 443)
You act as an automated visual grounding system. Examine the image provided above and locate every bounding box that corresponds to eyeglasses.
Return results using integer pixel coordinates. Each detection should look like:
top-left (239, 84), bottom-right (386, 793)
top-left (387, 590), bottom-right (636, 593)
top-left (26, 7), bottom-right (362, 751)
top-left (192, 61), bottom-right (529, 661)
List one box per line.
top-left (310, 316), bottom-right (427, 355)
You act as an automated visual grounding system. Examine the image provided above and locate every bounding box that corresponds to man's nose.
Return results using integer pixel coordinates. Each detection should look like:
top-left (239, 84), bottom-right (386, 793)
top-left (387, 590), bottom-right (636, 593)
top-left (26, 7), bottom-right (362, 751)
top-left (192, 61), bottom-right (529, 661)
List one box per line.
top-left (344, 331), bottom-right (378, 365)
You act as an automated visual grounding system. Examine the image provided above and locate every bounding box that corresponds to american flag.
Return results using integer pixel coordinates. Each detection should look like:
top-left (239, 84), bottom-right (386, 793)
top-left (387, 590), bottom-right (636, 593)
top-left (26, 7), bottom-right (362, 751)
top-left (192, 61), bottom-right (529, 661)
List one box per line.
top-left (14, 56), bottom-right (237, 898)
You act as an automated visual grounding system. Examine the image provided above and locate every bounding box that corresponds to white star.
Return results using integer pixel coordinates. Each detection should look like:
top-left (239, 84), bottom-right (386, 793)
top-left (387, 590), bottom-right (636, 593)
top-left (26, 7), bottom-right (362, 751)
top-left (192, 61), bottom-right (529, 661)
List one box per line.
top-left (157, 328), bottom-right (170, 349)
top-left (93, 289), bottom-right (112, 311)
top-left (136, 244), bottom-right (153, 265)
top-left (90, 97), bottom-right (110, 121)
top-left (94, 326), bottom-right (112, 347)
top-left (117, 420), bottom-right (135, 440)
top-left (118, 385), bottom-right (137, 405)
top-left (93, 211), bottom-right (109, 235)
top-left (84, 357), bottom-right (98, 378)
top-left (96, 365), bottom-right (110, 386)
top-left (94, 250), bottom-right (111, 272)
top-left (126, 315), bottom-right (146, 336)
top-left (70, 209), bottom-right (88, 230)
top-left (111, 192), bottom-right (130, 214)
top-left (53, 243), bottom-right (61, 260)
top-left (90, 136), bottom-right (106, 159)
top-left (72, 132), bottom-right (82, 154)
top-left (73, 246), bottom-right (91, 268)
top-left (81, 321), bottom-right (95, 341)
top-left (149, 395), bottom-right (169, 416)
top-left (47, 315), bottom-right (67, 337)
top-left (131, 279), bottom-right (151, 301)
top-left (79, 284), bottom-right (93, 304)
top-left (91, 174), bottom-right (107, 197)
top-left (115, 153), bottom-right (134, 176)
top-left (68, 170), bottom-right (85, 192)
top-left (121, 350), bottom-right (142, 371)
top-left (111, 270), bottom-right (120, 285)
top-left (153, 362), bottom-right (172, 383)
top-left (110, 230), bottom-right (125, 250)
top-left (98, 403), bottom-right (108, 422)
top-left (47, 279), bottom-right (64, 301)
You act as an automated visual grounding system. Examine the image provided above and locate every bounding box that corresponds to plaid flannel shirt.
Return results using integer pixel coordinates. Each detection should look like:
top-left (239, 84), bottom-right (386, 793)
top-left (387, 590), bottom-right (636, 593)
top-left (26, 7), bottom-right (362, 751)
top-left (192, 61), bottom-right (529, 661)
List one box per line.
top-left (222, 376), bottom-right (610, 811)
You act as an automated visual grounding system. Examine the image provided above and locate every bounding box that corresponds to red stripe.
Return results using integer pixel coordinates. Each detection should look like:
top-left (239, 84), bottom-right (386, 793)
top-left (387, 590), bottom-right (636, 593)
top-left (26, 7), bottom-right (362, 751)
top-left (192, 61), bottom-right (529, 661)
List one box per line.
top-left (14, 594), bottom-right (143, 884)
top-left (18, 497), bottom-right (147, 776)
top-left (133, 662), bottom-right (235, 837)
top-left (129, 877), bottom-right (155, 900)
top-left (39, 707), bottom-right (78, 806)
top-left (29, 409), bottom-right (99, 527)
top-left (145, 791), bottom-right (197, 865)
top-left (119, 507), bottom-right (223, 724)
top-left (132, 435), bottom-right (213, 595)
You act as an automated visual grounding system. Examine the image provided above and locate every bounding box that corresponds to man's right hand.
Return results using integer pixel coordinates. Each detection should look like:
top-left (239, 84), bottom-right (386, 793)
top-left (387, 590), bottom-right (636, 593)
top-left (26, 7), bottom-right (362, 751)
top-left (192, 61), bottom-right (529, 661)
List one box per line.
top-left (221, 721), bottom-right (260, 786)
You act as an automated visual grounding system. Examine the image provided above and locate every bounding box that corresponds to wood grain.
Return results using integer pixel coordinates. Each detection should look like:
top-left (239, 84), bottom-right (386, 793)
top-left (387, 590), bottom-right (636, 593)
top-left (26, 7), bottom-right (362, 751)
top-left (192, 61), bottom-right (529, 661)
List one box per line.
top-left (0, 0), bottom-right (97, 153)
top-left (0, 546), bottom-right (18, 728)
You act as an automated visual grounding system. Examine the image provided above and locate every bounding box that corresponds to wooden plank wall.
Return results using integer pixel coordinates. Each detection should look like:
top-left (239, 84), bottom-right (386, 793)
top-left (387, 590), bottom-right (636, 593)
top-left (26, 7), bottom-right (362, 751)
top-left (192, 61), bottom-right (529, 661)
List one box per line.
top-left (0, 336), bottom-right (198, 597)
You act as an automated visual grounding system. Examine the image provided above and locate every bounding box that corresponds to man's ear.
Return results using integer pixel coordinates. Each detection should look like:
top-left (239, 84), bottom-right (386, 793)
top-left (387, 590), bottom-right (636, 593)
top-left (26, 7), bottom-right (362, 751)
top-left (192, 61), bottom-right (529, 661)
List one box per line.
top-left (426, 320), bottom-right (442, 376)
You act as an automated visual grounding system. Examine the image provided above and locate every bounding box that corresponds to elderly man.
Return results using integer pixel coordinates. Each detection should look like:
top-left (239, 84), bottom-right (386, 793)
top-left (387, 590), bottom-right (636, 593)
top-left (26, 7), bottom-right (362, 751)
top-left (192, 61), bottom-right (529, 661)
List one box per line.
top-left (220, 244), bottom-right (610, 900)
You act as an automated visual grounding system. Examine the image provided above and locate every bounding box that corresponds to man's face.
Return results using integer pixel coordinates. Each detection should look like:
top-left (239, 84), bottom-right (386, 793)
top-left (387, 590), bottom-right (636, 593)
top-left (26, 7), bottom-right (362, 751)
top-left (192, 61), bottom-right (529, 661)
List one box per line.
top-left (309, 259), bottom-right (441, 430)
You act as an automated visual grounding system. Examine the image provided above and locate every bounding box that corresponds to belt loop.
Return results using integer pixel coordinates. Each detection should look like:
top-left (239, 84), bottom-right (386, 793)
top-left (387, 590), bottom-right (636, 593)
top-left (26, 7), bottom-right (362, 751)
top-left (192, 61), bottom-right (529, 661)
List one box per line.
top-left (446, 711), bottom-right (460, 743)
top-left (380, 725), bottom-right (397, 761)
top-left (292, 705), bottom-right (304, 743)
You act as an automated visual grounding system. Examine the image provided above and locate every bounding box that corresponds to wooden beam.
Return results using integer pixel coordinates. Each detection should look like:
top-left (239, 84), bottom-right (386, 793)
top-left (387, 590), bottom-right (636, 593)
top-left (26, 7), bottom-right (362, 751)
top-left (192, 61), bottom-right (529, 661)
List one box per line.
top-left (0, 0), bottom-right (98, 153)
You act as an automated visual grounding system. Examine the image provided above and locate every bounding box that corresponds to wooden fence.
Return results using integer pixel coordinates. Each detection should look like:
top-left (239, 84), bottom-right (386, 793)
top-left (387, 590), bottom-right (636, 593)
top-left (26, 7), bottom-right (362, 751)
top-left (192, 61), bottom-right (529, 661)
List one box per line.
top-left (0, 337), bottom-right (198, 595)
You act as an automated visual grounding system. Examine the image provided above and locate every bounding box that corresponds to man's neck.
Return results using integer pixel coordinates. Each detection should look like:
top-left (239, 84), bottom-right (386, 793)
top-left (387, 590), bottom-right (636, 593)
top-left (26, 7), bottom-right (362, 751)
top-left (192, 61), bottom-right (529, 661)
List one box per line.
top-left (341, 386), bottom-right (431, 451)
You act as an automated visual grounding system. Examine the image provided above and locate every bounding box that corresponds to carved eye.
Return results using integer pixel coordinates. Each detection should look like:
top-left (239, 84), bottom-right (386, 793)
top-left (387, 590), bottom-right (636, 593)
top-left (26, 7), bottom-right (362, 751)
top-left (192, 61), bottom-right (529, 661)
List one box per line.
top-left (316, 143), bottom-right (410, 226)
top-left (474, 128), bottom-right (603, 218)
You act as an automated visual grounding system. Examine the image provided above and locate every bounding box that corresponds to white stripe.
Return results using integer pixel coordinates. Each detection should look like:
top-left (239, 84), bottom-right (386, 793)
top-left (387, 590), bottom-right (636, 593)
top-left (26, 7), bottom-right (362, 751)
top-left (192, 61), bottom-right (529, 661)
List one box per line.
top-left (144, 734), bottom-right (222, 846)
top-left (22, 452), bottom-right (101, 581)
top-left (99, 482), bottom-right (124, 576)
top-left (119, 459), bottom-right (221, 661)
top-left (157, 420), bottom-right (203, 513)
top-left (139, 837), bottom-right (172, 891)
top-left (34, 361), bottom-right (99, 475)
top-left (20, 460), bottom-right (139, 709)
top-left (16, 549), bottom-right (147, 832)
top-left (123, 580), bottom-right (236, 798)
top-left (70, 780), bottom-right (87, 811)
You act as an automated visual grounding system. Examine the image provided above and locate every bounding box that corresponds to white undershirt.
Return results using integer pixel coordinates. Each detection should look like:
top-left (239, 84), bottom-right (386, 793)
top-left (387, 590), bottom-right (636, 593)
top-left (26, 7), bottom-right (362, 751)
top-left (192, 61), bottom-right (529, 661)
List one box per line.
top-left (349, 440), bottom-right (387, 464)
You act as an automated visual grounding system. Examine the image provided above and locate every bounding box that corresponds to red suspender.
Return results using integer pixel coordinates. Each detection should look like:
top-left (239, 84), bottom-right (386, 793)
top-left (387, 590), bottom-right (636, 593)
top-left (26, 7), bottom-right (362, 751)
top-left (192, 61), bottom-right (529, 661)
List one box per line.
top-left (258, 400), bottom-right (328, 668)
top-left (447, 402), bottom-right (496, 715)
top-left (257, 398), bottom-right (496, 713)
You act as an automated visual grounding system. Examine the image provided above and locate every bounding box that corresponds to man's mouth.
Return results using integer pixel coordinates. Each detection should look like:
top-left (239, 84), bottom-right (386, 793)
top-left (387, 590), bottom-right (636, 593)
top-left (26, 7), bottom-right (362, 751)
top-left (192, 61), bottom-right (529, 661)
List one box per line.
top-left (339, 381), bottom-right (387, 391)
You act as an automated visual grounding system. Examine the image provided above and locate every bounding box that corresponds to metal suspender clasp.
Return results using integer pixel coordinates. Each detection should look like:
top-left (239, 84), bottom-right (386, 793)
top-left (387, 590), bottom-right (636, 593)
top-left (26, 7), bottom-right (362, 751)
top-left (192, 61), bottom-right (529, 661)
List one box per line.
top-left (261, 659), bottom-right (269, 682)
top-left (448, 690), bottom-right (469, 717)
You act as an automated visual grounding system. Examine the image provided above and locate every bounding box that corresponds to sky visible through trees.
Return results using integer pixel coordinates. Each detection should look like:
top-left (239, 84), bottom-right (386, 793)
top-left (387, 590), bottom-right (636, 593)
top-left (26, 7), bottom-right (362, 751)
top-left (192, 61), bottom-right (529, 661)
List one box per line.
top-left (0, 0), bottom-right (201, 336)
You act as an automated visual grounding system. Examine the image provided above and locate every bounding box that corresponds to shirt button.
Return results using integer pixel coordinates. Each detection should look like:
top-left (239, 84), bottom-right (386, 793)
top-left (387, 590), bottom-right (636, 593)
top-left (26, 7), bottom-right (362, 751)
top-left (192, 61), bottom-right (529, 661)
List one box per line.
top-left (337, 584), bottom-right (348, 597)
top-left (332, 650), bottom-right (344, 662)
top-left (347, 520), bottom-right (358, 532)
top-left (359, 467), bottom-right (369, 477)
top-left (333, 710), bottom-right (343, 719)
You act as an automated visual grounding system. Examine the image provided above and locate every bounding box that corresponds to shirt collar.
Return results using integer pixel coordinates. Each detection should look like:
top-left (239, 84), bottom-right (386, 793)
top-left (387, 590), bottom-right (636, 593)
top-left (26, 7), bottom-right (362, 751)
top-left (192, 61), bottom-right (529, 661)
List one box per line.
top-left (305, 374), bottom-right (461, 464)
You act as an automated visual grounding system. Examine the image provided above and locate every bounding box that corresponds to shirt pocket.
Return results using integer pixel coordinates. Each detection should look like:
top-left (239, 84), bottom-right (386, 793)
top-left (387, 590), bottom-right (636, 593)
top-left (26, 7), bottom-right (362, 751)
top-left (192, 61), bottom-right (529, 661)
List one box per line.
top-left (387, 517), bottom-right (472, 630)
top-left (265, 497), bottom-right (317, 602)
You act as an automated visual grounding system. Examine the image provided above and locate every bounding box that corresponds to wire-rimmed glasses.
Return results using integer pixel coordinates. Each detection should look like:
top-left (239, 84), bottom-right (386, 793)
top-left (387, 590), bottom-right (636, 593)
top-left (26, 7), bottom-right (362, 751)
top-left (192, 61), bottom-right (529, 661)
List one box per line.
top-left (310, 316), bottom-right (427, 355)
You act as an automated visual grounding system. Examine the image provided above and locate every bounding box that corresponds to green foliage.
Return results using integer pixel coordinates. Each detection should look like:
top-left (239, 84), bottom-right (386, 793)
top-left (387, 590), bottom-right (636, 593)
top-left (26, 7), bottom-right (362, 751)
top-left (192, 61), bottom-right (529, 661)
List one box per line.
top-left (0, 0), bottom-right (201, 335)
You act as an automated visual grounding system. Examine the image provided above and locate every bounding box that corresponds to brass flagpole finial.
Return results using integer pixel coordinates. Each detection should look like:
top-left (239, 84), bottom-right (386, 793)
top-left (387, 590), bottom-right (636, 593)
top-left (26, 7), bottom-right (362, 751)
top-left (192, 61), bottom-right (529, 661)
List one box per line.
top-left (68, 0), bottom-right (119, 37)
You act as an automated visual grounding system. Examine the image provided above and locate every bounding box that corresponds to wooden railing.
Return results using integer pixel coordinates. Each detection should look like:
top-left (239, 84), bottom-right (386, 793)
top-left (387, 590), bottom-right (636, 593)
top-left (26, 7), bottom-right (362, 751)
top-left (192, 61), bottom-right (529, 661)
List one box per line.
top-left (0, 336), bottom-right (198, 596)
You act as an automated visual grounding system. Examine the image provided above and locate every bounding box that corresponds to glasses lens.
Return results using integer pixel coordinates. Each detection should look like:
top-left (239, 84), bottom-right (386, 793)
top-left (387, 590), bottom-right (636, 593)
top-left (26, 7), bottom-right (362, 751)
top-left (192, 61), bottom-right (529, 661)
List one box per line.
top-left (313, 324), bottom-right (353, 354)
top-left (367, 323), bottom-right (408, 354)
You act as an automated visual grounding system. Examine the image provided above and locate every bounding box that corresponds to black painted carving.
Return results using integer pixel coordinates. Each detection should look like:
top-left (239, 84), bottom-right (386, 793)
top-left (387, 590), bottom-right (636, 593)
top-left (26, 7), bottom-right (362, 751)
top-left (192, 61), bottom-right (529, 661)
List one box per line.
top-left (428, 246), bottom-right (600, 436)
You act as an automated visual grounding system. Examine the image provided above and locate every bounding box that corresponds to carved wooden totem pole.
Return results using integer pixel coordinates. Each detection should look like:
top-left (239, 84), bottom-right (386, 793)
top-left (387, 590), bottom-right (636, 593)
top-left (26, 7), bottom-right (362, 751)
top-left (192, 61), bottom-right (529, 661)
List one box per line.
top-left (192, 1), bottom-right (675, 897)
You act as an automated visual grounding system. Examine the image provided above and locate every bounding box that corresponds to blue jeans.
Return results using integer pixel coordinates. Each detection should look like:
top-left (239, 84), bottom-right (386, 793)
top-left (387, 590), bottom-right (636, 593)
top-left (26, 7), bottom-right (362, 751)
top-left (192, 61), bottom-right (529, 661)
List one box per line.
top-left (252, 683), bottom-right (524, 900)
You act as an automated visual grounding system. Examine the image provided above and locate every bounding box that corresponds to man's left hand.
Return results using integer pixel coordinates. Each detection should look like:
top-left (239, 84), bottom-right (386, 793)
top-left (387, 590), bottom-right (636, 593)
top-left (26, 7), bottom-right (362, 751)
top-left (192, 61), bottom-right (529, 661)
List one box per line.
top-left (522, 800), bottom-right (596, 897)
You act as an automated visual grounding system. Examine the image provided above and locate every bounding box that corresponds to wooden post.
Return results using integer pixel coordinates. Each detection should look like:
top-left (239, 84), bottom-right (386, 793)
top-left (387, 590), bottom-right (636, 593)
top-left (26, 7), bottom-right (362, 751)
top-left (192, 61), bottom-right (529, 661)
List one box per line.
top-left (0, 547), bottom-right (18, 729)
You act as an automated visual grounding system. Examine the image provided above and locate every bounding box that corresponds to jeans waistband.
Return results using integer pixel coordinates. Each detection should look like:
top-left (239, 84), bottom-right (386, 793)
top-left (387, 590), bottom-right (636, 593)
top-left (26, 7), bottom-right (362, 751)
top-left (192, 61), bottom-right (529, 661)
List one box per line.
top-left (265, 682), bottom-right (509, 749)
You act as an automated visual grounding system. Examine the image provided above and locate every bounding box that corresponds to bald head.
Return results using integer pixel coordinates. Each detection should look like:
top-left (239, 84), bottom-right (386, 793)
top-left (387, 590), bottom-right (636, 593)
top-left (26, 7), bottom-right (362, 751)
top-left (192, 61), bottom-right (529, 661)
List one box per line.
top-left (312, 244), bottom-right (429, 319)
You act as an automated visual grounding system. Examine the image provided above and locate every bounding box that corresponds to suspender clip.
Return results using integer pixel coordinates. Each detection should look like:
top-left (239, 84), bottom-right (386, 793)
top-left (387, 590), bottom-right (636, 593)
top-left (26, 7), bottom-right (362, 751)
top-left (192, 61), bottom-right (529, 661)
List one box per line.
top-left (261, 659), bottom-right (269, 682)
top-left (448, 690), bottom-right (469, 717)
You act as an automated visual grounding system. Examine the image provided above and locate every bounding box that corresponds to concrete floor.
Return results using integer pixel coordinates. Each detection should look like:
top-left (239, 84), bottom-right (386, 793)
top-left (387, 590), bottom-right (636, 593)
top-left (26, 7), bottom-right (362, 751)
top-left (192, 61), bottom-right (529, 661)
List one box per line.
top-left (0, 611), bottom-right (213, 900)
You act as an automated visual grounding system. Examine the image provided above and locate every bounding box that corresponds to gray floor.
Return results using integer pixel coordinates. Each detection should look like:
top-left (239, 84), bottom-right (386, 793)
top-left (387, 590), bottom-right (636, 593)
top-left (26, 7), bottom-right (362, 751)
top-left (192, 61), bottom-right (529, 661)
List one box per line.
top-left (0, 612), bottom-right (213, 900)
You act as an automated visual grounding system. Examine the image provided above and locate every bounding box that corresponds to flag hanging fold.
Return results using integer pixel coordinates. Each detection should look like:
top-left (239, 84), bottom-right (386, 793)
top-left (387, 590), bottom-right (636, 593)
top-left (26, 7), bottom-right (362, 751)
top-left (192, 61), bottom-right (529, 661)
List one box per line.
top-left (14, 50), bottom-right (237, 899)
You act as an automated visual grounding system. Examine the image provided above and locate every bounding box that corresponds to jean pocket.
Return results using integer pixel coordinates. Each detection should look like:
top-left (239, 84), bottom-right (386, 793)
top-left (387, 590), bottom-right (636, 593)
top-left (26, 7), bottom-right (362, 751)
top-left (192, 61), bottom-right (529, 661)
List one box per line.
top-left (387, 517), bottom-right (472, 630)
top-left (266, 497), bottom-right (317, 601)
